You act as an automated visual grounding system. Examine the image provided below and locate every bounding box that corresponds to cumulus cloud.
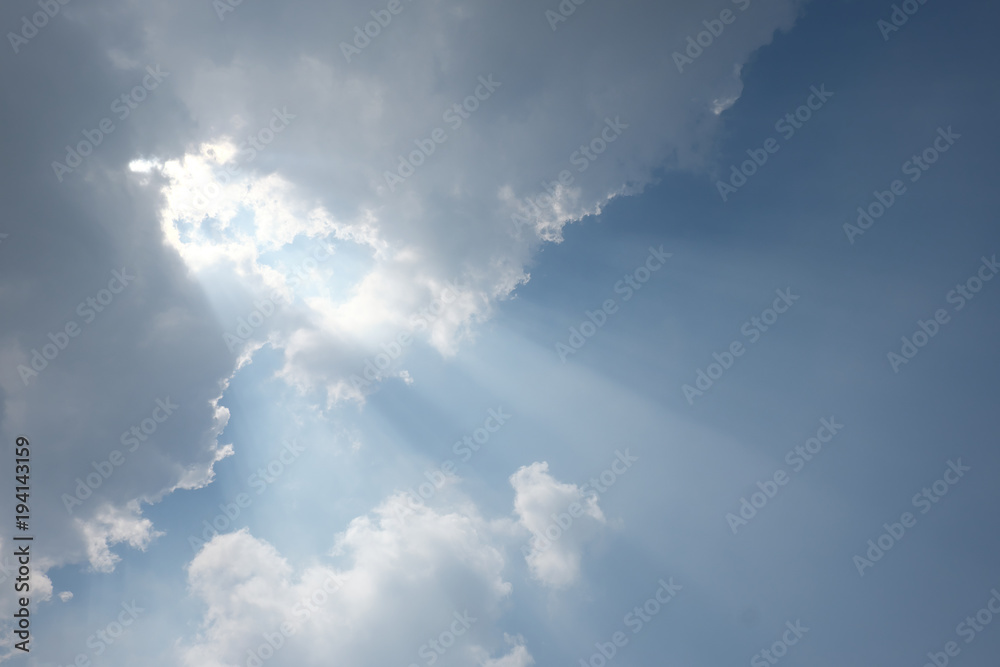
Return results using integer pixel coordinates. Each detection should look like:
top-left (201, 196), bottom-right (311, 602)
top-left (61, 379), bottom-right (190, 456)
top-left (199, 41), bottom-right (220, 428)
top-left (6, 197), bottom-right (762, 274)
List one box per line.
top-left (179, 458), bottom-right (624, 663)
top-left (182, 494), bottom-right (525, 667)
top-left (510, 462), bottom-right (606, 588)
top-left (77, 501), bottom-right (164, 573)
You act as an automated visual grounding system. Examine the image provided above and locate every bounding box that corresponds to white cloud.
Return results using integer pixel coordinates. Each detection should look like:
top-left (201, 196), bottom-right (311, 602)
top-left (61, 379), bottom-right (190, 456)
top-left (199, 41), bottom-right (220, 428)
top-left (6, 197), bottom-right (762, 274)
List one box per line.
top-left (182, 493), bottom-right (525, 667)
top-left (510, 462), bottom-right (606, 588)
top-left (78, 502), bottom-right (164, 574)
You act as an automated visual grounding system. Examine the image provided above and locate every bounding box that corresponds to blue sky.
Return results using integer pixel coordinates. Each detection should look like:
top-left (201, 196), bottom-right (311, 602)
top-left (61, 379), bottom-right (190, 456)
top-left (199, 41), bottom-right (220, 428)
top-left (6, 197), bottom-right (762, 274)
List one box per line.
top-left (2, 0), bottom-right (1000, 665)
